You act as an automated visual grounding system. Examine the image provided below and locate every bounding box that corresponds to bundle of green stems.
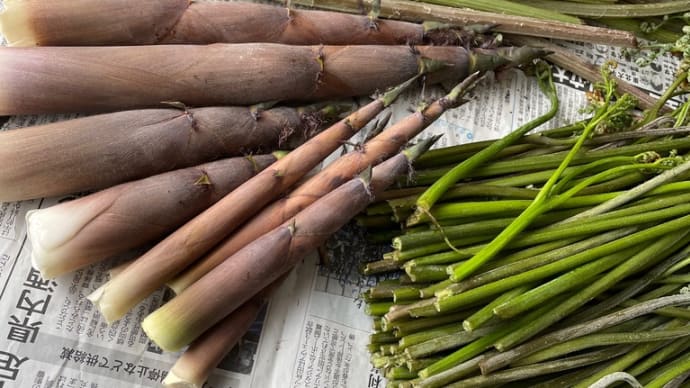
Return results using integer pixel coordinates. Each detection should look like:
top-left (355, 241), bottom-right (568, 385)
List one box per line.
top-left (360, 64), bottom-right (690, 387)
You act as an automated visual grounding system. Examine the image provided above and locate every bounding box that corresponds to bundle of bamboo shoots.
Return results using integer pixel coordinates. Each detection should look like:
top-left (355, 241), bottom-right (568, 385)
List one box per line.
top-left (0, 1), bottom-right (558, 387)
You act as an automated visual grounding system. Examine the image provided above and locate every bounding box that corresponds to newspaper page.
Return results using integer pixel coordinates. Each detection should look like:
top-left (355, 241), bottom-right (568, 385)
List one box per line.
top-left (0, 14), bottom-right (682, 388)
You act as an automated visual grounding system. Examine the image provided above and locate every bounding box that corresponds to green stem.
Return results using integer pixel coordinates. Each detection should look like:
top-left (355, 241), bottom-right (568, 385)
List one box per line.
top-left (411, 354), bottom-right (487, 388)
top-left (367, 281), bottom-right (408, 300)
top-left (371, 331), bottom-right (399, 344)
top-left (645, 352), bottom-right (690, 388)
top-left (462, 286), bottom-right (530, 332)
top-left (409, 63), bottom-right (559, 226)
top-left (405, 265), bottom-right (448, 283)
top-left (368, 300), bottom-right (414, 316)
top-left (406, 252), bottom-right (471, 268)
top-left (628, 337), bottom-right (690, 376)
top-left (644, 71), bottom-right (689, 124)
top-left (394, 286), bottom-right (426, 302)
top-left (597, 17), bottom-right (680, 43)
top-left (392, 240), bottom-right (482, 263)
top-left (406, 358), bottom-right (442, 373)
top-left (398, 323), bottom-right (463, 350)
top-left (420, 279), bottom-right (454, 298)
top-left (414, 142), bottom-right (535, 169)
top-left (386, 366), bottom-right (417, 380)
top-left (436, 0), bottom-right (582, 23)
top-left (362, 259), bottom-right (403, 275)
top-left (485, 237), bottom-right (582, 268)
top-left (383, 185), bottom-right (539, 216)
top-left (637, 284), bottom-right (683, 301)
top-left (405, 325), bottom-right (495, 359)
top-left (577, 171), bottom-right (647, 195)
top-left (660, 274), bottom-right (690, 284)
top-left (388, 311), bottom-right (473, 337)
top-left (550, 155), bottom-right (636, 194)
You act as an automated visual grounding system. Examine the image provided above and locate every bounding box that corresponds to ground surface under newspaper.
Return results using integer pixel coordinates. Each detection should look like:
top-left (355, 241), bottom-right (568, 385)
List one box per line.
top-left (0, 34), bottom-right (680, 388)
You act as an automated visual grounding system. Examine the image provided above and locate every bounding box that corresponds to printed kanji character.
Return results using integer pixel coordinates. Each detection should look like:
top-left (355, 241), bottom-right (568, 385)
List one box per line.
top-left (23, 269), bottom-right (57, 292)
top-left (16, 289), bottom-right (51, 316)
top-left (7, 315), bottom-right (41, 343)
top-left (72, 351), bottom-right (87, 364)
top-left (59, 347), bottom-right (75, 361)
top-left (146, 368), bottom-right (161, 382)
top-left (0, 351), bottom-right (28, 381)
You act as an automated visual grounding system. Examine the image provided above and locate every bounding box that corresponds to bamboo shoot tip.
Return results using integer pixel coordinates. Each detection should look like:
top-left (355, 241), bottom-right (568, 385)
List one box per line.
top-left (26, 210), bottom-right (60, 279)
top-left (166, 282), bottom-right (185, 296)
top-left (162, 371), bottom-right (201, 388)
top-left (29, 252), bottom-right (55, 280)
top-left (87, 285), bottom-right (118, 324)
top-left (141, 315), bottom-right (185, 353)
top-left (0, 1), bottom-right (37, 47)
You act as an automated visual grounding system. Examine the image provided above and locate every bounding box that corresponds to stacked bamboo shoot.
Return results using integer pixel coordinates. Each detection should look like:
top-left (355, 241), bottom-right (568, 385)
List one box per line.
top-left (0, 44), bottom-right (542, 115)
top-left (0, 104), bottom-right (347, 201)
top-left (0, 0), bottom-right (434, 46)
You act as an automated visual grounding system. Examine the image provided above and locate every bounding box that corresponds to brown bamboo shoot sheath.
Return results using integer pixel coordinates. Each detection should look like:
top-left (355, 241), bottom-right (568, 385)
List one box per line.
top-left (0, 105), bottom-right (335, 201)
top-left (0, 0), bottom-right (431, 46)
top-left (0, 44), bottom-right (524, 115)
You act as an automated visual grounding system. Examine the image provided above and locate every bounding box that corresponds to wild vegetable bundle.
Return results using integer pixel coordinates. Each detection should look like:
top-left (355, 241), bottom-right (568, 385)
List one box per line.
top-left (359, 64), bottom-right (690, 387)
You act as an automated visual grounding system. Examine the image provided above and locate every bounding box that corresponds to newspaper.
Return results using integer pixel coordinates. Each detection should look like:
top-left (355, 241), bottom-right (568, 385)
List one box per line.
top-left (0, 21), bottom-right (682, 388)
